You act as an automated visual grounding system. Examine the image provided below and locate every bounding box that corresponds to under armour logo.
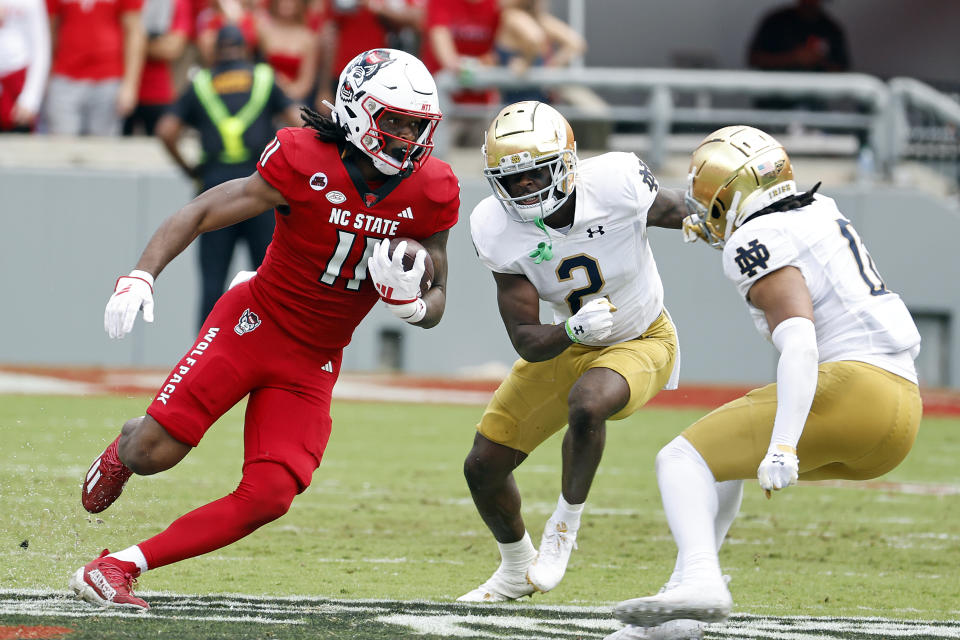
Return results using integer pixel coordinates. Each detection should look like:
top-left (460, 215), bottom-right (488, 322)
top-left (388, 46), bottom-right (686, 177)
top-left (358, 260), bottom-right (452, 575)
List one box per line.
top-left (586, 226), bottom-right (604, 238)
top-left (734, 239), bottom-right (771, 277)
top-left (572, 324), bottom-right (584, 336)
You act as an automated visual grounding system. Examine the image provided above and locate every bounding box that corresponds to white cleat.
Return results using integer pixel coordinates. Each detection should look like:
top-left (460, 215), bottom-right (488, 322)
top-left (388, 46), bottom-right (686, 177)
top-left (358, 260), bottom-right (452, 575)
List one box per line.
top-left (457, 565), bottom-right (535, 603)
top-left (526, 519), bottom-right (578, 593)
top-left (613, 577), bottom-right (732, 628)
top-left (603, 620), bottom-right (705, 640)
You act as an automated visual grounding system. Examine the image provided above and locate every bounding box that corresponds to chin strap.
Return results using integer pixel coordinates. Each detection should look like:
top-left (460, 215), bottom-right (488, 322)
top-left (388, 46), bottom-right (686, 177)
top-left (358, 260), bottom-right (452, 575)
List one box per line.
top-left (528, 217), bottom-right (554, 263)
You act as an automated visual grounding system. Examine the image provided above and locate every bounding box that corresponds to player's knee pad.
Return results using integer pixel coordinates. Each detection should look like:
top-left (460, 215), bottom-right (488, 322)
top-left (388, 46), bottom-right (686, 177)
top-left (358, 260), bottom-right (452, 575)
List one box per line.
top-left (656, 435), bottom-right (712, 478)
top-left (234, 461), bottom-right (299, 526)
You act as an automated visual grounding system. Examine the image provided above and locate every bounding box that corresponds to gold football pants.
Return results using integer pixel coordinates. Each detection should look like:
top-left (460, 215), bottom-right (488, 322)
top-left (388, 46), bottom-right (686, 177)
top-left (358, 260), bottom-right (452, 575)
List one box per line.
top-left (683, 361), bottom-right (922, 482)
top-left (477, 311), bottom-right (678, 454)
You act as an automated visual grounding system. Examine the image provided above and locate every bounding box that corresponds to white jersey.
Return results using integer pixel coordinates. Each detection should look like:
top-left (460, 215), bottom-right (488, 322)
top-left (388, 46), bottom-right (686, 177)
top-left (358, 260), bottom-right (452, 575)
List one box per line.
top-left (722, 194), bottom-right (921, 383)
top-left (471, 151), bottom-right (665, 346)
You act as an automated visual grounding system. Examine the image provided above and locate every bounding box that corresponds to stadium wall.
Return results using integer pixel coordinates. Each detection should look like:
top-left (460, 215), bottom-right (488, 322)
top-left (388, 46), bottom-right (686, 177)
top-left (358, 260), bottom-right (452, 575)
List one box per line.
top-left (0, 157), bottom-right (956, 388)
top-left (572, 0), bottom-right (960, 89)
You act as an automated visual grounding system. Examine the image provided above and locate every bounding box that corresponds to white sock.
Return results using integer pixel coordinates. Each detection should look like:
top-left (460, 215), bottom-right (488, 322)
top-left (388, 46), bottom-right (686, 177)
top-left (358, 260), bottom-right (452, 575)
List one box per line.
top-left (656, 436), bottom-right (723, 584)
top-left (715, 479), bottom-right (743, 549)
top-left (664, 478), bottom-right (743, 589)
top-left (551, 494), bottom-right (584, 532)
top-left (498, 531), bottom-right (536, 570)
top-left (108, 545), bottom-right (149, 574)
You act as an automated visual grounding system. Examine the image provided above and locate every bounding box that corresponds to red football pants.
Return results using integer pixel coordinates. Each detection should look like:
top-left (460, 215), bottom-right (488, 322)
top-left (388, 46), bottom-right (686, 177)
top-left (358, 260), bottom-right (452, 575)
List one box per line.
top-left (138, 460), bottom-right (299, 570)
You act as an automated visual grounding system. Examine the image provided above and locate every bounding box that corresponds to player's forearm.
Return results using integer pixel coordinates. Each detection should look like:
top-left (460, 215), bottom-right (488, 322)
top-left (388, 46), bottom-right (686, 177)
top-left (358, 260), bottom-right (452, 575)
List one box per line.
top-left (121, 12), bottom-right (147, 91)
top-left (508, 323), bottom-right (571, 362)
top-left (133, 203), bottom-right (207, 278)
top-left (769, 317), bottom-right (819, 449)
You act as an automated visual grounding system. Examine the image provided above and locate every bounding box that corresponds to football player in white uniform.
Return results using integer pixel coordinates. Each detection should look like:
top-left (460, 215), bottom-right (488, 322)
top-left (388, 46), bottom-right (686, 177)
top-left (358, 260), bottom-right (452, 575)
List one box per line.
top-left (611, 126), bottom-right (922, 636)
top-left (458, 101), bottom-right (689, 619)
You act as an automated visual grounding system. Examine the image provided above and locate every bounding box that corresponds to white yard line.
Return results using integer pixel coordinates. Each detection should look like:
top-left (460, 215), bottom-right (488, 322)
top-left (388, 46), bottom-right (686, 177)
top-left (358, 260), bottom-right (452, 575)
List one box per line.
top-left (2, 590), bottom-right (959, 639)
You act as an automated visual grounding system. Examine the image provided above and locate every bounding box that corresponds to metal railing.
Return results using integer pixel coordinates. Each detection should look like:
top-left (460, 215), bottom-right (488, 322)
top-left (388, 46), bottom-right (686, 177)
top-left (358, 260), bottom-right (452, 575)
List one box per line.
top-left (435, 67), bottom-right (960, 186)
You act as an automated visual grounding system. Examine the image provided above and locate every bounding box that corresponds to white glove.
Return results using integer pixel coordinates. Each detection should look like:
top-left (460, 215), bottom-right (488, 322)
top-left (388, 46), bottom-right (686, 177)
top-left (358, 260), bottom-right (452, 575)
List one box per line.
top-left (757, 444), bottom-right (799, 498)
top-left (682, 213), bottom-right (708, 244)
top-left (564, 298), bottom-right (616, 344)
top-left (104, 269), bottom-right (155, 339)
top-left (228, 270), bottom-right (257, 289)
top-left (367, 239), bottom-right (426, 303)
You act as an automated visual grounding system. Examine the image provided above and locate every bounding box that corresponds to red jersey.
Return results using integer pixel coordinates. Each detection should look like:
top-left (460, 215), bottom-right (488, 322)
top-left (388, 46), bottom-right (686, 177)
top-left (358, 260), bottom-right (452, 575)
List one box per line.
top-left (420, 0), bottom-right (500, 74)
top-left (253, 126), bottom-right (460, 350)
top-left (327, 0), bottom-right (425, 77)
top-left (137, 0), bottom-right (191, 104)
top-left (47, 0), bottom-right (144, 80)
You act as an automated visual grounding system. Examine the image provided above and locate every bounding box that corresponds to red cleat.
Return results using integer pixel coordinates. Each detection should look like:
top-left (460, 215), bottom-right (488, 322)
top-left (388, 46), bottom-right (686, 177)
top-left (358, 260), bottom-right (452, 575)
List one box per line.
top-left (81, 436), bottom-right (133, 513)
top-left (69, 549), bottom-right (149, 610)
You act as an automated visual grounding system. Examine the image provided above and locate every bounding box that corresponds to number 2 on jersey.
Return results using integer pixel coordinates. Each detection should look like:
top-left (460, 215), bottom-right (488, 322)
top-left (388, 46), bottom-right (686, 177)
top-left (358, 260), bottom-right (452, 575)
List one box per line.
top-left (558, 254), bottom-right (604, 314)
top-left (836, 219), bottom-right (888, 296)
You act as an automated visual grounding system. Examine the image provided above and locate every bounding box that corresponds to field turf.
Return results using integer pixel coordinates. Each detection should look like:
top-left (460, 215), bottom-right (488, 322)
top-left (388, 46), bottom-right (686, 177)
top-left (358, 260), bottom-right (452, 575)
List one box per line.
top-left (1, 394), bottom-right (959, 639)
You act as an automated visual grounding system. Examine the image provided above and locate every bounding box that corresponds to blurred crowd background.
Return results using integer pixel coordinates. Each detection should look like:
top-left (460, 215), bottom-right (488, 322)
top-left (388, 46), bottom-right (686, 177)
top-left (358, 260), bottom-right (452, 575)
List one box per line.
top-left (2, 0), bottom-right (960, 390)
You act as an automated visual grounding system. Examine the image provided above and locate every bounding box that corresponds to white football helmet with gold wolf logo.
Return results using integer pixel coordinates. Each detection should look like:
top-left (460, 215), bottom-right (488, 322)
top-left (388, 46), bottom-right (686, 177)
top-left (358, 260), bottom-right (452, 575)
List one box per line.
top-left (482, 101), bottom-right (578, 222)
top-left (684, 125), bottom-right (796, 248)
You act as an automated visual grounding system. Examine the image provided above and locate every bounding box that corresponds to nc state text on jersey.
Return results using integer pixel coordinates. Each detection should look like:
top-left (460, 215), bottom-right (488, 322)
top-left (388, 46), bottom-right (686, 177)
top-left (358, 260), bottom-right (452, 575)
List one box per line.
top-left (329, 207), bottom-right (402, 236)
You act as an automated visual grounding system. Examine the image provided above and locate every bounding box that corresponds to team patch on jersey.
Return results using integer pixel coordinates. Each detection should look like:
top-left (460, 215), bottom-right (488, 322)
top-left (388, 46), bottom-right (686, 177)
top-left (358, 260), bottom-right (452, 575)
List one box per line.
top-left (309, 172), bottom-right (328, 191)
top-left (234, 308), bottom-right (262, 335)
top-left (734, 239), bottom-right (771, 276)
top-left (326, 190), bottom-right (346, 204)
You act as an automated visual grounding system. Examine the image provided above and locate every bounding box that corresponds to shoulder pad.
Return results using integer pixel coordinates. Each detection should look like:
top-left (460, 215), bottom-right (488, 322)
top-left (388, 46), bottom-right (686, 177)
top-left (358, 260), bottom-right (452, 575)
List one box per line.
top-left (421, 160), bottom-right (460, 205)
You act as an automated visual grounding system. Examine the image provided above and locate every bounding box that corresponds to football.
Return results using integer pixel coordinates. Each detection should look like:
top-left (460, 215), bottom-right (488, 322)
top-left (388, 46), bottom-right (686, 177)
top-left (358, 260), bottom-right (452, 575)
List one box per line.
top-left (388, 237), bottom-right (434, 296)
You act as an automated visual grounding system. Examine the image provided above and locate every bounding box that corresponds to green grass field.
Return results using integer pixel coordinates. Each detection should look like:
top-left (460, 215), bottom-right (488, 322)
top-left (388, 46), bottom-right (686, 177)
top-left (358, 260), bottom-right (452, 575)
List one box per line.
top-left (1, 394), bottom-right (959, 639)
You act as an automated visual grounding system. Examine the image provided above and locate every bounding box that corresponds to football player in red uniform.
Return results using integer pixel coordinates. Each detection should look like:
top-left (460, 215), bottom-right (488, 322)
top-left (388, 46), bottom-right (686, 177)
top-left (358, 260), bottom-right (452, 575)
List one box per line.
top-left (70, 48), bottom-right (459, 610)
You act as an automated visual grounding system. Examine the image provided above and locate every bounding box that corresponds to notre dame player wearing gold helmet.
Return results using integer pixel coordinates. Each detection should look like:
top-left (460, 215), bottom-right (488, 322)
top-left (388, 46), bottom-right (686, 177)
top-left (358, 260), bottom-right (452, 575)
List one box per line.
top-left (611, 126), bottom-right (922, 637)
top-left (458, 101), bottom-right (689, 615)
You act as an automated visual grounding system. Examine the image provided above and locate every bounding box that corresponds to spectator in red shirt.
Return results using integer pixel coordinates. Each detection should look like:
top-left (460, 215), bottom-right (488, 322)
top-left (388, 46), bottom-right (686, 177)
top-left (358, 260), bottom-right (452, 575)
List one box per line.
top-left (256, 0), bottom-right (318, 104)
top-left (315, 0), bottom-right (425, 111)
top-left (420, 0), bottom-right (502, 107)
top-left (123, 0), bottom-right (191, 135)
top-left (44, 0), bottom-right (146, 135)
top-left (0, 0), bottom-right (51, 132)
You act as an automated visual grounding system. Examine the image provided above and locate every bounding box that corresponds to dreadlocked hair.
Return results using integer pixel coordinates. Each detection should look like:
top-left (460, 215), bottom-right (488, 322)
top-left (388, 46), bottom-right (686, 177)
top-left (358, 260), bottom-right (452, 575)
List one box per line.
top-left (300, 106), bottom-right (347, 143)
top-left (743, 182), bottom-right (822, 226)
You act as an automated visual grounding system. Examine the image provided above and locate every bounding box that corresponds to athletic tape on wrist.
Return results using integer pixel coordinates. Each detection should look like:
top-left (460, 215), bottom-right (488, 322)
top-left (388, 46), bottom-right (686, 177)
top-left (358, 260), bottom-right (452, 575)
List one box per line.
top-left (564, 319), bottom-right (581, 343)
top-left (388, 298), bottom-right (427, 324)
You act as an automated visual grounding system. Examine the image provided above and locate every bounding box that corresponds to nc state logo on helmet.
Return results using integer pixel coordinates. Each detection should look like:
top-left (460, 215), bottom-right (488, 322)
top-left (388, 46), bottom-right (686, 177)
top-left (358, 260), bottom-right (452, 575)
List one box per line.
top-left (328, 48), bottom-right (442, 177)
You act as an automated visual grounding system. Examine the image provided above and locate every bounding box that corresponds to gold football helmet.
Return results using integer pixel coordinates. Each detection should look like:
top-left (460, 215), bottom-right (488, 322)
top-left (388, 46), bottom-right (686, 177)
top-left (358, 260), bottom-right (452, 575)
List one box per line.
top-left (685, 125), bottom-right (796, 248)
top-left (482, 101), bottom-right (577, 222)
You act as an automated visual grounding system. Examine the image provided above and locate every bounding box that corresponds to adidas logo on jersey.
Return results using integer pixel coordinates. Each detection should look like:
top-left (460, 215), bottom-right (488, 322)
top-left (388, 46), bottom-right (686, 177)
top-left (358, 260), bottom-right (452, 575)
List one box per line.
top-left (396, 207), bottom-right (414, 219)
top-left (321, 361), bottom-right (334, 373)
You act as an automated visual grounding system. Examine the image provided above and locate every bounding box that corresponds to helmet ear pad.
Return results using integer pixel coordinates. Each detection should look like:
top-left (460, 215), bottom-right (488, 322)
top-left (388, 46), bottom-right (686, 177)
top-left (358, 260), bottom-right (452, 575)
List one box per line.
top-left (332, 48), bottom-right (442, 176)
top-left (481, 101), bottom-right (579, 222)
